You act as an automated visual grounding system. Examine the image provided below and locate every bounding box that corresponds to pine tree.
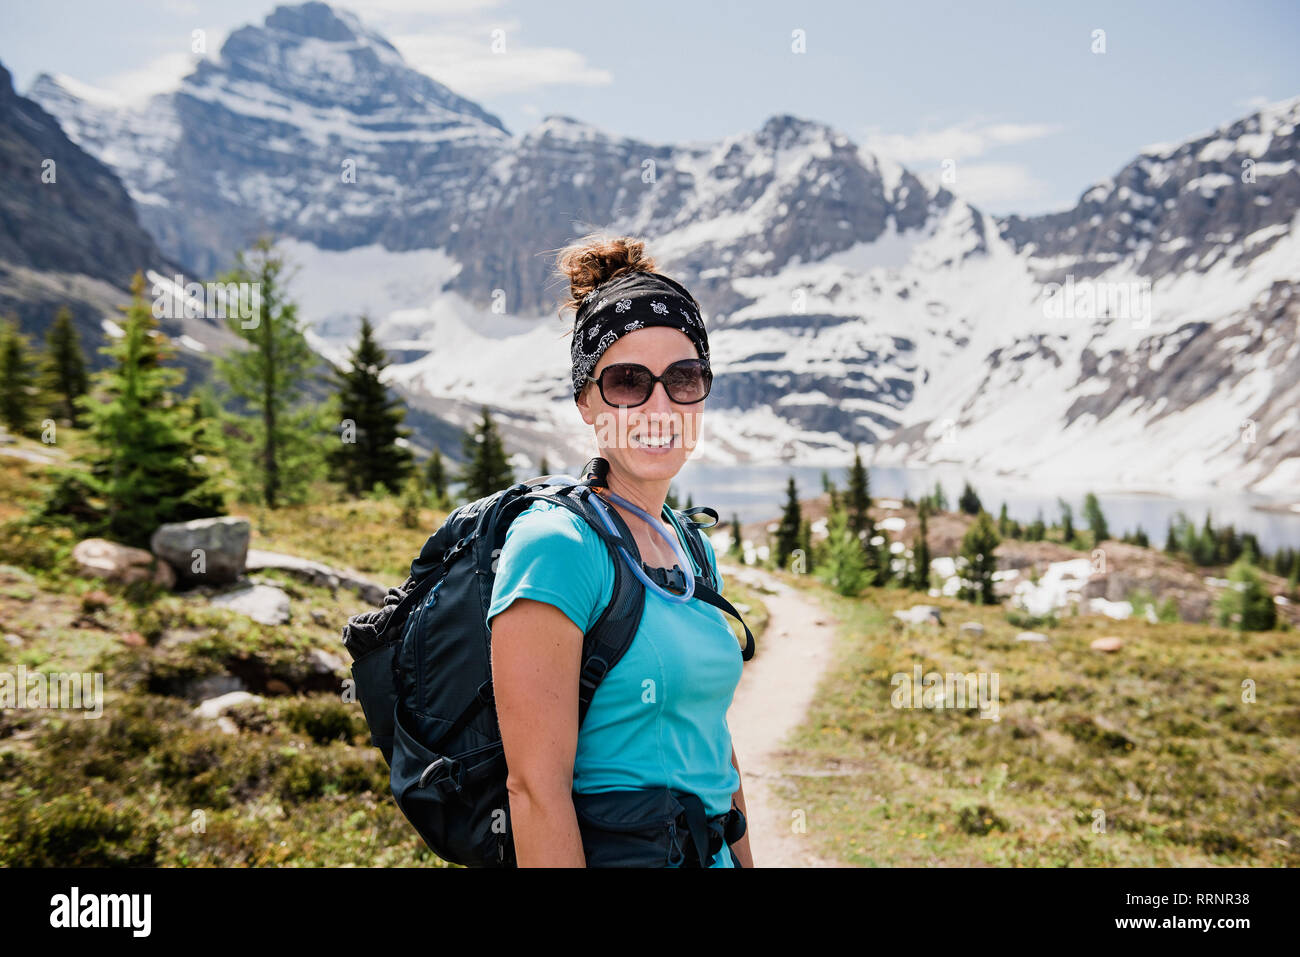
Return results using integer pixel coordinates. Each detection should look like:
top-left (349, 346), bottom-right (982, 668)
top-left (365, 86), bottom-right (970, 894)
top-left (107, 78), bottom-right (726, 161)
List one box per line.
top-left (40, 306), bottom-right (88, 428)
top-left (910, 500), bottom-right (932, 591)
top-left (538, 454), bottom-right (551, 476)
top-left (52, 272), bottom-right (225, 547)
top-left (399, 471), bottom-right (426, 529)
top-left (799, 517), bottom-right (814, 572)
top-left (820, 470), bottom-right (831, 493)
top-left (686, 492), bottom-right (694, 511)
top-left (774, 476), bottom-right (802, 571)
top-left (820, 501), bottom-right (867, 596)
top-left (1215, 555), bottom-right (1276, 631)
top-left (1029, 509), bottom-right (1046, 541)
top-left (0, 316), bottom-right (41, 437)
top-left (846, 445), bottom-right (871, 540)
top-left (665, 485), bottom-right (680, 511)
top-left (997, 502), bottom-right (1011, 538)
top-left (1082, 491), bottom-right (1109, 545)
top-left (958, 480), bottom-right (982, 515)
top-left (425, 447), bottom-right (449, 509)
top-left (327, 315), bottom-right (415, 497)
top-left (1164, 519), bottom-right (1178, 554)
top-left (931, 481), bottom-right (948, 512)
top-left (958, 509), bottom-right (1000, 605)
top-left (729, 513), bottom-right (744, 558)
top-left (459, 405), bottom-right (514, 500)
top-left (214, 237), bottom-right (329, 508)
top-left (1058, 498), bottom-right (1075, 545)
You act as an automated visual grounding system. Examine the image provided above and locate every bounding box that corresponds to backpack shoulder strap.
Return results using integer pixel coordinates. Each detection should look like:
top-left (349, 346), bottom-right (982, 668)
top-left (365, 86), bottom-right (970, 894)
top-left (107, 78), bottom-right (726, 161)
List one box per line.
top-left (521, 487), bottom-right (647, 729)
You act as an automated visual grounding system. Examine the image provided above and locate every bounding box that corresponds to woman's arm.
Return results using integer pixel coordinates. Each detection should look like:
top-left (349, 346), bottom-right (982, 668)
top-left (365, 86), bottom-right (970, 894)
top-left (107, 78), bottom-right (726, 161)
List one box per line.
top-left (491, 596), bottom-right (587, 867)
top-left (728, 744), bottom-right (755, 867)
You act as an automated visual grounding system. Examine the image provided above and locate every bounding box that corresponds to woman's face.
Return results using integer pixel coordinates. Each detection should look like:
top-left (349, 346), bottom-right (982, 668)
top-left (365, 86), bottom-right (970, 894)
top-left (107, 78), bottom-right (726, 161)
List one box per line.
top-left (575, 326), bottom-right (706, 487)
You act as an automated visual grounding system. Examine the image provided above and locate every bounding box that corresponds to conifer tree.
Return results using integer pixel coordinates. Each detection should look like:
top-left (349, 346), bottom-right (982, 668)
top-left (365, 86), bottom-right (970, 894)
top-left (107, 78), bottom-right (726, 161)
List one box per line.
top-left (821, 501), bottom-right (867, 596)
top-left (1215, 555), bottom-right (1276, 631)
top-left (425, 447), bottom-right (448, 509)
top-left (799, 517), bottom-right (814, 572)
top-left (0, 316), bottom-right (41, 437)
top-left (538, 454), bottom-right (550, 476)
top-left (997, 501), bottom-right (1011, 538)
top-left (459, 405), bottom-right (514, 500)
top-left (1058, 498), bottom-right (1075, 545)
top-left (958, 509), bottom-right (1000, 605)
top-left (910, 500), bottom-right (932, 591)
top-left (40, 306), bottom-right (88, 428)
top-left (214, 237), bottom-right (329, 508)
top-left (773, 476), bottom-right (802, 571)
top-left (930, 481), bottom-right (948, 512)
top-left (729, 513), bottom-right (744, 558)
top-left (958, 480), bottom-right (982, 515)
top-left (1082, 491), bottom-right (1109, 545)
top-left (327, 315), bottom-right (415, 497)
top-left (54, 272), bottom-right (224, 547)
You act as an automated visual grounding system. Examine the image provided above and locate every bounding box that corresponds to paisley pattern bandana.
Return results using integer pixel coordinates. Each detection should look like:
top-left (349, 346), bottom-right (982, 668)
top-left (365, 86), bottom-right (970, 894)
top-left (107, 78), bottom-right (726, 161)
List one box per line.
top-left (570, 270), bottom-right (711, 402)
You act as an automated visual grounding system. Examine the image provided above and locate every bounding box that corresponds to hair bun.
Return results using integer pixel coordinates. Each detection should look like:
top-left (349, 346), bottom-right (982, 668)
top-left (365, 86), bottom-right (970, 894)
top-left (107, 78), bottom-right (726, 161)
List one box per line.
top-left (556, 233), bottom-right (657, 317)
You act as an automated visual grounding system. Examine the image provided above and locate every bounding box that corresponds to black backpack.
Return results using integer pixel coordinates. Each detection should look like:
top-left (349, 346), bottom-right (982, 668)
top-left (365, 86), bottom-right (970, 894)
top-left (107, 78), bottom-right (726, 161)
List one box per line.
top-left (340, 457), bottom-right (755, 867)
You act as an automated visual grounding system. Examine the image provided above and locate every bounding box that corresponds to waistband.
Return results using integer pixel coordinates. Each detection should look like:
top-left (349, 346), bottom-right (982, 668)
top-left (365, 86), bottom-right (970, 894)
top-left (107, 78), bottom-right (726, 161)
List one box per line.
top-left (673, 791), bottom-right (745, 867)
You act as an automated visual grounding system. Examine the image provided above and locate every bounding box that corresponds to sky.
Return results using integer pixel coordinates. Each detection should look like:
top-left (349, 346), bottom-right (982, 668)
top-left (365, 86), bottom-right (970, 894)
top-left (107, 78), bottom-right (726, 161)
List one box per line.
top-left (1, 0), bottom-right (1298, 215)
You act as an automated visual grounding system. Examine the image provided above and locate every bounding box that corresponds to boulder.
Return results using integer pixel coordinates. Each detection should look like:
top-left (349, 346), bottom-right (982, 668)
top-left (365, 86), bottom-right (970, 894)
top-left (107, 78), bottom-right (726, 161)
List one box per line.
top-left (306, 647), bottom-right (346, 675)
top-left (185, 674), bottom-right (246, 703)
top-left (245, 549), bottom-right (386, 604)
top-left (1090, 636), bottom-right (1124, 653)
top-left (960, 622), bottom-right (985, 637)
top-left (72, 538), bottom-right (176, 588)
top-left (1016, 631), bottom-right (1049, 643)
top-left (193, 690), bottom-right (263, 735)
top-left (894, 605), bottom-right (944, 626)
top-left (210, 583), bottom-right (291, 626)
top-left (151, 516), bottom-right (250, 585)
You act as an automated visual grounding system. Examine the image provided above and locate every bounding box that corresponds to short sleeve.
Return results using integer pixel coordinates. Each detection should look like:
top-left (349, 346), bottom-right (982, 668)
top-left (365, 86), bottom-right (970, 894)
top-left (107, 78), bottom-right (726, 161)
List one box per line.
top-left (487, 502), bottom-right (608, 634)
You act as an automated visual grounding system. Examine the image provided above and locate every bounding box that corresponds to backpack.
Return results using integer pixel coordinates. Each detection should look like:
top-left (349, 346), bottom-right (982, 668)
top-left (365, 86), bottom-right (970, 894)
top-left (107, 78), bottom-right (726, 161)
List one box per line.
top-left (340, 457), bottom-right (755, 867)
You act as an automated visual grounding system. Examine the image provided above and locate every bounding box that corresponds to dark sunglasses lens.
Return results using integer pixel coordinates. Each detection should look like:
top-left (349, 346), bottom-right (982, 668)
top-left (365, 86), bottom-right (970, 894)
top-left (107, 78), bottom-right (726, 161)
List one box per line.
top-left (602, 364), bottom-right (654, 405)
top-left (663, 361), bottom-right (710, 402)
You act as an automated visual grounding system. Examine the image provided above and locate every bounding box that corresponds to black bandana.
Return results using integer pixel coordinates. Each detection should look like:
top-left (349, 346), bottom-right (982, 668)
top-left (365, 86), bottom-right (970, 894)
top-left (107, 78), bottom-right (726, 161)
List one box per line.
top-left (571, 270), bottom-right (711, 401)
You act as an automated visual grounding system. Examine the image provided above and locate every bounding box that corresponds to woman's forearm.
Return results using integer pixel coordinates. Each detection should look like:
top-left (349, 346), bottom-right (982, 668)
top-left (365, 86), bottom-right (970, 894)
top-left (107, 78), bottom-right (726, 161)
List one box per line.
top-left (728, 746), bottom-right (755, 867)
top-left (506, 783), bottom-right (587, 867)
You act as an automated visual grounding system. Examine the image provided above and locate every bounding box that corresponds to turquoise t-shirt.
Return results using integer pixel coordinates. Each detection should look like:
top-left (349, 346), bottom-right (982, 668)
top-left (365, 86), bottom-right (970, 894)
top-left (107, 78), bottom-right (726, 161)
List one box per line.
top-left (486, 498), bottom-right (743, 868)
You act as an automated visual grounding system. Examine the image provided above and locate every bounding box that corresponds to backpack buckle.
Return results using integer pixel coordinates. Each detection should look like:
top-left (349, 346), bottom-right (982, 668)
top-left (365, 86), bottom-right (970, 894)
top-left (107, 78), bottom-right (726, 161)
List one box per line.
top-left (418, 755), bottom-right (464, 793)
top-left (578, 655), bottom-right (609, 692)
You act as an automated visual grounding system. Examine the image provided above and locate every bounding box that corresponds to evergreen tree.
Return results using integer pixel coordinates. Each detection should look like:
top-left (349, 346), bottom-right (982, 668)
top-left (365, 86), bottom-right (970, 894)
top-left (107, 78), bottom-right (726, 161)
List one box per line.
top-left (820, 501), bottom-right (867, 596)
top-left (820, 469), bottom-right (831, 493)
top-left (46, 272), bottom-right (225, 547)
top-left (798, 518), bottom-right (814, 572)
top-left (665, 485), bottom-right (680, 511)
top-left (910, 501), bottom-right (932, 591)
top-left (0, 316), bottom-right (41, 437)
top-left (41, 306), bottom-right (88, 428)
top-left (1028, 509), bottom-right (1046, 541)
top-left (729, 513), bottom-right (744, 558)
top-left (1215, 556), bottom-right (1277, 631)
top-left (997, 502), bottom-right (1011, 538)
top-left (931, 481), bottom-right (948, 512)
top-left (458, 405), bottom-right (514, 500)
top-left (1058, 498), bottom-right (1075, 545)
top-left (845, 445), bottom-right (872, 541)
top-left (425, 447), bottom-right (448, 509)
top-left (1082, 491), bottom-right (1109, 544)
top-left (1164, 519), bottom-right (1178, 554)
top-left (399, 471), bottom-right (426, 529)
top-left (214, 237), bottom-right (329, 508)
top-left (538, 453), bottom-right (551, 476)
top-left (774, 476), bottom-right (802, 571)
top-left (686, 492), bottom-right (694, 511)
top-left (327, 314), bottom-right (415, 497)
top-left (1132, 527), bottom-right (1149, 548)
top-left (958, 509), bottom-right (1000, 605)
top-left (958, 480), bottom-right (982, 516)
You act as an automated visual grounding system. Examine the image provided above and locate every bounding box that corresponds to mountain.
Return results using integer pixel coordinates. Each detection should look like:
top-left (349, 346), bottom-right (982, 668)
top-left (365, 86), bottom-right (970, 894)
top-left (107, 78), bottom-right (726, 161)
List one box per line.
top-left (24, 2), bottom-right (1300, 494)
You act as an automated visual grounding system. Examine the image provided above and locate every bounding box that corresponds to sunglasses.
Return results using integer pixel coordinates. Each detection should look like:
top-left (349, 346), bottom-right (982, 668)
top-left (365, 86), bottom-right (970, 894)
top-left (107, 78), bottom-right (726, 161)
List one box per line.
top-left (588, 358), bottom-right (713, 408)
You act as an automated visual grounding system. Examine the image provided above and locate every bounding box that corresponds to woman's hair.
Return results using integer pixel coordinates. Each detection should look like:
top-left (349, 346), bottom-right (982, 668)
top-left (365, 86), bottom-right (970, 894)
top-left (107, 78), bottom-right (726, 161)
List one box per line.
top-left (554, 232), bottom-right (657, 320)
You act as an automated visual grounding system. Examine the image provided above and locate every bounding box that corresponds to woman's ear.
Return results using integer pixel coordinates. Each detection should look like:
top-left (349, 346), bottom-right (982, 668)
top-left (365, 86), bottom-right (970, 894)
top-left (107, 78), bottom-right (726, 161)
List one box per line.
top-left (576, 383), bottom-right (595, 425)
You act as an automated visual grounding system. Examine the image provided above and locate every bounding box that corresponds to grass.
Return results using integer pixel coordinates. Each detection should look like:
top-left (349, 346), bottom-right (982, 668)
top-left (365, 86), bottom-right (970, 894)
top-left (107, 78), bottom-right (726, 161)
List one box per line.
top-left (764, 572), bottom-right (1299, 866)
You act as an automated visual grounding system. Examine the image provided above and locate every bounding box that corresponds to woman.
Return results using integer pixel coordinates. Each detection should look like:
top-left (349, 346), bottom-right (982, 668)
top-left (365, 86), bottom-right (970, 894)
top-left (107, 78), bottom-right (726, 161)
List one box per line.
top-left (487, 234), bottom-right (754, 868)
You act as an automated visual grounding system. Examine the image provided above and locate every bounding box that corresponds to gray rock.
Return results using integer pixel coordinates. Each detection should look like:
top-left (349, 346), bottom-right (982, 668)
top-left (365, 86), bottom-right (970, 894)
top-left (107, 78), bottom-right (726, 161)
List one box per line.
top-left (4, 633), bottom-right (24, 648)
top-left (894, 605), bottom-right (944, 626)
top-left (960, 622), bottom-right (985, 637)
top-left (306, 648), bottom-right (346, 675)
top-left (193, 690), bottom-right (263, 721)
top-left (1016, 631), bottom-right (1049, 643)
top-left (186, 674), bottom-right (247, 702)
top-left (151, 516), bottom-right (250, 586)
top-left (210, 583), bottom-right (291, 626)
top-left (72, 538), bottom-right (176, 588)
top-left (245, 548), bottom-right (387, 604)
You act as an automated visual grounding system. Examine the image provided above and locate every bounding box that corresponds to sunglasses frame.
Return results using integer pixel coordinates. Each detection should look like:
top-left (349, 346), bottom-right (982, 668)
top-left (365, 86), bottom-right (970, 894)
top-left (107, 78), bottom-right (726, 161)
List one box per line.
top-left (587, 358), bottom-right (713, 408)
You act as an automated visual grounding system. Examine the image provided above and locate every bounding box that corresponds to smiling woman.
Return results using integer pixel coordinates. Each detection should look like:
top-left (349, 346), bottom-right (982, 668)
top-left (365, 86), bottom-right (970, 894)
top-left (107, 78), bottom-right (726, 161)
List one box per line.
top-left (487, 233), bottom-right (754, 868)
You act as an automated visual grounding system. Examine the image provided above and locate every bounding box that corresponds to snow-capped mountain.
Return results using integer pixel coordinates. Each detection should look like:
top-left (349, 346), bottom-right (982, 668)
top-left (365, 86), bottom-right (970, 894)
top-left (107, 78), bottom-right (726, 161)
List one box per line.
top-left (25, 1), bottom-right (1300, 496)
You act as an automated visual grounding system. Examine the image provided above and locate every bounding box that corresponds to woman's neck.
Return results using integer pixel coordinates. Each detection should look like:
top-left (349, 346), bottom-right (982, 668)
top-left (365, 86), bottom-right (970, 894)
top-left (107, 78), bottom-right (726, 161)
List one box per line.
top-left (601, 469), bottom-right (671, 535)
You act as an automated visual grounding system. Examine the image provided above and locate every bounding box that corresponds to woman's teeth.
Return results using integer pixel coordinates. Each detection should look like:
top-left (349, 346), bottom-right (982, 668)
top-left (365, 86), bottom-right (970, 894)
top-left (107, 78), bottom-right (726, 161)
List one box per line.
top-left (632, 433), bottom-right (676, 449)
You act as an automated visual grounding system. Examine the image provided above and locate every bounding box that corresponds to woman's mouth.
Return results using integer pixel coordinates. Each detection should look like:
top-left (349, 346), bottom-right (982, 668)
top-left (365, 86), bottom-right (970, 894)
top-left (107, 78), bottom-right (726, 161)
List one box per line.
top-left (630, 432), bottom-right (678, 454)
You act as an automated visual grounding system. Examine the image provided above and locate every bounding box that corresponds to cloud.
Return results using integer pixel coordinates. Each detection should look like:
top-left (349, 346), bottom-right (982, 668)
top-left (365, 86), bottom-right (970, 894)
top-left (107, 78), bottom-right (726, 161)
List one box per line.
top-left (95, 51), bottom-right (199, 104)
top-left (862, 119), bottom-right (1063, 164)
top-left (389, 24), bottom-right (613, 98)
top-left (924, 161), bottom-right (1058, 215)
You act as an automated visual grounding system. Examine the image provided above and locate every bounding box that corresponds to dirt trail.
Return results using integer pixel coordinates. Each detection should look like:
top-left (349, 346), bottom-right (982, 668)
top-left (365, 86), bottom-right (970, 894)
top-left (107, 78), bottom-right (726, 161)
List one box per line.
top-left (723, 563), bottom-right (842, 868)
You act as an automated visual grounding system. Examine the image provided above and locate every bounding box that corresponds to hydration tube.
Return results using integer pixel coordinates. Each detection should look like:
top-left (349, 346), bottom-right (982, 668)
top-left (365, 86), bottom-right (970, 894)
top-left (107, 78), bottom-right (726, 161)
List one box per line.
top-left (554, 472), bottom-right (696, 604)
